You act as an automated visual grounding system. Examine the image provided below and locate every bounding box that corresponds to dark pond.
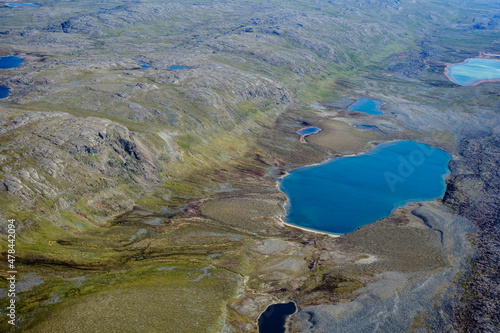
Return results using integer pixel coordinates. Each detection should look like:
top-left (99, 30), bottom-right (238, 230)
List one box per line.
top-left (0, 86), bottom-right (10, 99)
top-left (258, 302), bottom-right (297, 333)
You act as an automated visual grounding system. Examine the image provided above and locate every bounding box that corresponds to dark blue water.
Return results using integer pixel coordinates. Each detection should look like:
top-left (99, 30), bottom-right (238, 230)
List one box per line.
top-left (348, 98), bottom-right (384, 115)
top-left (446, 58), bottom-right (500, 86)
top-left (297, 126), bottom-right (321, 136)
top-left (167, 65), bottom-right (191, 70)
top-left (0, 56), bottom-right (23, 69)
top-left (5, 3), bottom-right (39, 7)
top-left (258, 302), bottom-right (296, 333)
top-left (0, 86), bottom-right (10, 99)
top-left (137, 61), bottom-right (150, 69)
top-left (279, 141), bottom-right (451, 234)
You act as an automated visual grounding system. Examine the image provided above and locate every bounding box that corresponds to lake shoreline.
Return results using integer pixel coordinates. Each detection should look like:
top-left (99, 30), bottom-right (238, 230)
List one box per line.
top-left (277, 140), bottom-right (451, 235)
top-left (274, 141), bottom-right (383, 237)
top-left (347, 97), bottom-right (384, 115)
top-left (296, 126), bottom-right (321, 143)
top-left (257, 301), bottom-right (298, 333)
top-left (444, 58), bottom-right (500, 86)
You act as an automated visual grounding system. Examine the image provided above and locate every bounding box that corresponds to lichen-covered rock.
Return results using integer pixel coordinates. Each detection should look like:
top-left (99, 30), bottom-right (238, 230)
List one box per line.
top-left (444, 136), bottom-right (500, 333)
top-left (0, 109), bottom-right (163, 223)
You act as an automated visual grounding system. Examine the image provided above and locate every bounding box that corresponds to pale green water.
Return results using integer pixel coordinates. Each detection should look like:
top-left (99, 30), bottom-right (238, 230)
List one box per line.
top-left (446, 58), bottom-right (500, 86)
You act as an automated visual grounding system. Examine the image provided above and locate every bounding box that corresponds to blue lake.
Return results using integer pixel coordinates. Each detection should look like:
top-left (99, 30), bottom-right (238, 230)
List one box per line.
top-left (258, 302), bottom-right (296, 333)
top-left (445, 58), bottom-right (500, 86)
top-left (0, 86), bottom-right (10, 99)
top-left (5, 3), bottom-right (39, 7)
top-left (167, 65), bottom-right (191, 70)
top-left (348, 98), bottom-right (384, 115)
top-left (279, 141), bottom-right (451, 234)
top-left (137, 61), bottom-right (150, 69)
top-left (0, 56), bottom-right (24, 69)
top-left (297, 126), bottom-right (321, 136)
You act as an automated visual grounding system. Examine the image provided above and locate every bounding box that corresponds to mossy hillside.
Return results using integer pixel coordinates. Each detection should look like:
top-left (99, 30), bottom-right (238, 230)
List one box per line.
top-left (0, 212), bottom-right (251, 332)
top-left (201, 195), bottom-right (286, 236)
top-left (306, 119), bottom-right (384, 154)
top-left (2, 261), bottom-right (241, 333)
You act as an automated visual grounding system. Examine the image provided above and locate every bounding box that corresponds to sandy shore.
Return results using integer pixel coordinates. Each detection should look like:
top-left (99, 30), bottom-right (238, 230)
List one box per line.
top-left (273, 141), bottom-right (398, 237)
top-left (276, 215), bottom-right (341, 237)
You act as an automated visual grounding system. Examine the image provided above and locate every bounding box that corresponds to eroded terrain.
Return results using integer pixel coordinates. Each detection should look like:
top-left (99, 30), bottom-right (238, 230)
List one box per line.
top-left (0, 0), bottom-right (499, 332)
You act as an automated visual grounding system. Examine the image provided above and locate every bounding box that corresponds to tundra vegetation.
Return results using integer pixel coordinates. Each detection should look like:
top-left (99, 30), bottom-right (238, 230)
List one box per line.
top-left (0, 0), bottom-right (498, 332)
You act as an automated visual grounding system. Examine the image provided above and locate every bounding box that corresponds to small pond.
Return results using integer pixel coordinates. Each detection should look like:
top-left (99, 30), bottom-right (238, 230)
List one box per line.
top-left (348, 98), bottom-right (384, 115)
top-left (0, 56), bottom-right (23, 69)
top-left (258, 302), bottom-right (297, 333)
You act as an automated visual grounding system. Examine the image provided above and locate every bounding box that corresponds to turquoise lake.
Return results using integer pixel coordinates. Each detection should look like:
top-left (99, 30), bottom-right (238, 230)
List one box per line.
top-left (0, 86), bottom-right (10, 99)
top-left (167, 65), bottom-right (191, 70)
top-left (297, 126), bottom-right (321, 135)
top-left (0, 56), bottom-right (23, 69)
top-left (5, 3), bottom-right (39, 7)
top-left (279, 141), bottom-right (451, 234)
top-left (445, 58), bottom-right (500, 86)
top-left (348, 98), bottom-right (384, 115)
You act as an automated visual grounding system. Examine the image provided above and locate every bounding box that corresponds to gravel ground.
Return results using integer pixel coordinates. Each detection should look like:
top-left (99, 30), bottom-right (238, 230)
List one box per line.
top-left (290, 202), bottom-right (477, 332)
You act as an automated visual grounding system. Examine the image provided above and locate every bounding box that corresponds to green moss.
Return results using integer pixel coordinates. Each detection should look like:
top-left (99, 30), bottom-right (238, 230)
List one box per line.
top-left (14, 262), bottom-right (241, 333)
top-left (176, 134), bottom-right (201, 150)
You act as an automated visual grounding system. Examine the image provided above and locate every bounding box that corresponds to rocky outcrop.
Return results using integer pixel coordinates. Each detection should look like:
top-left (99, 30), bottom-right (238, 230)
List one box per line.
top-left (0, 110), bottom-right (163, 223)
top-left (444, 136), bottom-right (500, 333)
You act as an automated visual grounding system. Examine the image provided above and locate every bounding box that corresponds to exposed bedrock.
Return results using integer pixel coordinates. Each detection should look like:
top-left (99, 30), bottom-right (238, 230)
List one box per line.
top-left (444, 136), bottom-right (500, 333)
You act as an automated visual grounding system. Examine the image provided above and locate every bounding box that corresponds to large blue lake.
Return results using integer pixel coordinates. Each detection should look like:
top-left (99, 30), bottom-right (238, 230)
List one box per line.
top-left (0, 86), bottom-right (10, 99)
top-left (0, 56), bottom-right (23, 69)
top-left (279, 141), bottom-right (451, 234)
top-left (445, 58), bottom-right (500, 86)
top-left (348, 98), bottom-right (384, 115)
